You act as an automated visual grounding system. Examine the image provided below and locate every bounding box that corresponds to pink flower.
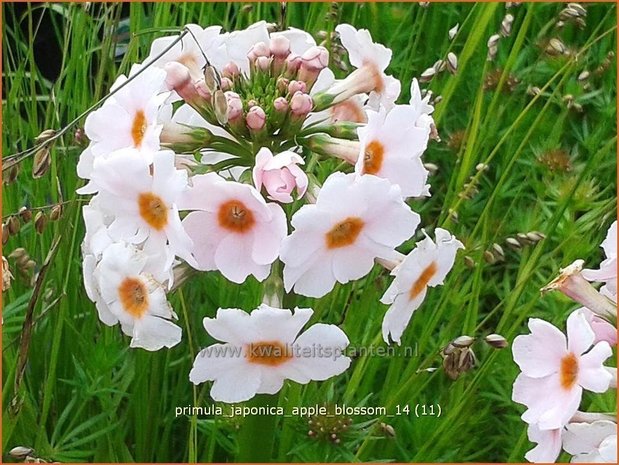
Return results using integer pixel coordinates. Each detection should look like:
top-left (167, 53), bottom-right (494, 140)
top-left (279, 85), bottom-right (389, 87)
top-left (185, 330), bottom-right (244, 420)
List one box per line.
top-left (512, 311), bottom-right (613, 430)
top-left (178, 173), bottom-right (287, 283)
top-left (577, 307), bottom-right (617, 346)
top-left (524, 424), bottom-right (563, 463)
top-left (252, 148), bottom-right (308, 204)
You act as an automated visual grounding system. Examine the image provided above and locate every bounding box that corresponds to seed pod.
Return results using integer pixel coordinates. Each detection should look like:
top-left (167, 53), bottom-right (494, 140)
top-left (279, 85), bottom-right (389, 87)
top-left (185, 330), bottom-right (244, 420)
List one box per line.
top-left (492, 243), bottom-right (505, 259)
top-left (19, 206), bottom-right (32, 223)
top-left (485, 333), bottom-right (508, 349)
top-left (452, 335), bottom-right (475, 348)
top-left (476, 163), bottom-right (489, 172)
top-left (448, 24), bottom-right (459, 41)
top-left (506, 237), bottom-right (521, 249)
top-left (34, 129), bottom-right (56, 145)
top-left (9, 446), bottom-right (34, 460)
top-left (546, 38), bottom-right (566, 56)
top-left (7, 216), bottom-right (20, 235)
top-left (379, 422), bottom-right (396, 438)
top-left (34, 212), bottom-right (48, 234)
top-left (516, 232), bottom-right (531, 244)
top-left (483, 250), bottom-right (496, 264)
top-left (8, 248), bottom-right (27, 261)
top-left (433, 59), bottom-right (446, 73)
top-left (2, 255), bottom-right (13, 292)
top-left (213, 90), bottom-right (228, 125)
top-left (448, 209), bottom-right (459, 223)
top-left (464, 255), bottom-right (475, 268)
top-left (420, 67), bottom-right (436, 83)
top-left (50, 204), bottom-right (63, 221)
top-left (424, 163), bottom-right (439, 174)
top-left (32, 146), bottom-right (51, 179)
top-left (4, 164), bottom-right (19, 184)
top-left (204, 66), bottom-right (220, 93)
top-left (446, 53), bottom-right (458, 74)
top-left (501, 14), bottom-right (514, 37)
top-left (487, 34), bottom-right (501, 49)
top-left (527, 231), bottom-right (546, 242)
top-left (2, 223), bottom-right (9, 245)
top-left (577, 70), bottom-right (590, 82)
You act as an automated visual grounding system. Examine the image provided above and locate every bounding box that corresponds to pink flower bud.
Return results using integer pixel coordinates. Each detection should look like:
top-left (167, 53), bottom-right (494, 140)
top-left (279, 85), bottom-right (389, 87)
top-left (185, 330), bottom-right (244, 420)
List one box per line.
top-left (270, 35), bottom-right (291, 59)
top-left (225, 91), bottom-right (243, 121)
top-left (194, 79), bottom-right (211, 101)
top-left (247, 41), bottom-right (271, 61)
top-left (164, 62), bottom-right (200, 104)
top-left (288, 80), bottom-right (307, 95)
top-left (285, 53), bottom-right (302, 76)
top-left (220, 77), bottom-right (233, 91)
top-left (247, 99), bottom-right (258, 109)
top-left (276, 77), bottom-right (290, 93)
top-left (301, 46), bottom-right (329, 72)
top-left (255, 56), bottom-right (272, 72)
top-left (252, 148), bottom-right (308, 203)
top-left (290, 92), bottom-right (313, 117)
top-left (222, 62), bottom-right (240, 78)
top-left (273, 97), bottom-right (288, 113)
top-left (246, 106), bottom-right (266, 131)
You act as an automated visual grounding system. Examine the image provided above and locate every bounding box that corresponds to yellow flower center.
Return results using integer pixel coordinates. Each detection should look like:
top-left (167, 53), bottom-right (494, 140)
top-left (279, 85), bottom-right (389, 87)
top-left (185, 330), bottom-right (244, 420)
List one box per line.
top-left (131, 110), bottom-right (147, 148)
top-left (409, 261), bottom-right (438, 300)
top-left (218, 200), bottom-right (255, 233)
top-left (560, 352), bottom-right (579, 390)
top-left (363, 140), bottom-right (385, 175)
top-left (118, 277), bottom-right (149, 318)
top-left (138, 192), bottom-right (168, 230)
top-left (325, 217), bottom-right (365, 249)
top-left (246, 341), bottom-right (292, 366)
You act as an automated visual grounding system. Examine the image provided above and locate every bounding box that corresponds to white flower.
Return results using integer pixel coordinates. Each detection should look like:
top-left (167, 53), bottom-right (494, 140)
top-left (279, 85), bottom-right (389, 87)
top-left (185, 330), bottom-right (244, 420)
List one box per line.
top-left (189, 305), bottom-right (351, 403)
top-left (381, 228), bottom-right (464, 344)
top-left (252, 147), bottom-right (308, 203)
top-left (210, 21), bottom-right (270, 74)
top-left (281, 172), bottom-right (420, 298)
top-left (87, 149), bottom-right (195, 269)
top-left (179, 173), bottom-right (287, 283)
top-left (330, 24), bottom-right (401, 109)
top-left (355, 105), bottom-right (431, 198)
top-left (409, 78), bottom-right (435, 130)
top-left (77, 65), bottom-right (170, 188)
top-left (563, 421), bottom-right (617, 463)
top-left (93, 242), bottom-right (181, 351)
top-left (512, 311), bottom-right (613, 430)
top-left (525, 424), bottom-right (563, 463)
top-left (583, 221), bottom-right (617, 302)
top-left (145, 24), bottom-right (222, 80)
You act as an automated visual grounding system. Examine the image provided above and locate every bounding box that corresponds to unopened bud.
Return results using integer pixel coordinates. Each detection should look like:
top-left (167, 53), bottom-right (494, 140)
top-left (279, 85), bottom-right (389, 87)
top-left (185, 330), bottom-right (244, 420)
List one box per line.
top-left (290, 92), bottom-right (313, 117)
top-left (448, 24), bottom-right (459, 41)
top-left (485, 333), bottom-right (508, 349)
top-left (222, 62), bottom-right (240, 79)
top-left (492, 243), bottom-right (505, 259)
top-left (277, 77), bottom-right (290, 93)
top-left (270, 35), bottom-right (291, 59)
top-left (220, 77), bottom-right (232, 91)
top-left (255, 56), bottom-right (272, 72)
top-left (225, 91), bottom-right (243, 121)
top-left (379, 422), bottom-right (396, 438)
top-left (248, 41), bottom-right (270, 61)
top-left (288, 80), bottom-right (307, 95)
top-left (483, 250), bottom-right (496, 264)
top-left (285, 53), bottom-right (302, 77)
top-left (274, 97), bottom-right (289, 113)
top-left (246, 106), bottom-right (266, 131)
top-left (300, 46), bottom-right (329, 72)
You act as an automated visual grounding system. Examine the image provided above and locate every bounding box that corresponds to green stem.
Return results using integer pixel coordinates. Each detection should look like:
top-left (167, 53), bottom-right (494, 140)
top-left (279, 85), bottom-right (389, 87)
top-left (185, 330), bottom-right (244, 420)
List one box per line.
top-left (236, 393), bottom-right (280, 462)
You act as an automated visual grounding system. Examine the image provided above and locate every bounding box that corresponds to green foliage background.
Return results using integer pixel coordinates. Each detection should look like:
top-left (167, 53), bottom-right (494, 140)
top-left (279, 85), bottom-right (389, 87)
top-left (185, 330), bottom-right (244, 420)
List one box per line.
top-left (2, 2), bottom-right (617, 462)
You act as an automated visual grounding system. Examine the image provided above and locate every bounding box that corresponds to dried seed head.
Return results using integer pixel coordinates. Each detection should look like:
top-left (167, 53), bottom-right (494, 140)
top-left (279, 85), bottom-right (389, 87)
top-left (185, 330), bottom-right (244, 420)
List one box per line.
top-left (452, 335), bottom-right (476, 348)
top-left (448, 209), bottom-right (459, 223)
top-left (34, 129), bottom-right (56, 145)
top-left (50, 204), bottom-right (63, 222)
top-left (526, 231), bottom-right (546, 242)
top-left (527, 86), bottom-right (541, 96)
top-left (204, 66), bottom-right (220, 94)
top-left (19, 206), bottom-right (32, 223)
top-left (8, 216), bottom-right (20, 235)
top-left (475, 163), bottom-right (489, 172)
top-left (420, 67), bottom-right (437, 83)
top-left (446, 52), bottom-right (458, 74)
top-left (380, 422), bottom-right (396, 438)
top-left (501, 14), bottom-right (514, 37)
top-left (485, 333), bottom-right (509, 349)
top-left (2, 256), bottom-right (13, 292)
top-left (8, 247), bottom-right (27, 261)
top-left (9, 446), bottom-right (34, 460)
top-left (546, 38), bottom-right (566, 56)
top-left (464, 255), bottom-right (475, 268)
top-left (505, 237), bottom-right (521, 249)
top-left (577, 70), bottom-right (590, 82)
top-left (2, 223), bottom-right (9, 245)
top-left (567, 3), bottom-right (587, 17)
top-left (516, 232), bottom-right (532, 244)
top-left (492, 243), bottom-right (505, 259)
top-left (213, 90), bottom-right (228, 125)
top-left (34, 212), bottom-right (48, 234)
top-left (4, 164), bottom-right (20, 184)
top-left (424, 163), bottom-right (439, 174)
top-left (487, 34), bottom-right (501, 49)
top-left (441, 343), bottom-right (477, 380)
top-left (32, 146), bottom-right (51, 179)
top-left (433, 59), bottom-right (446, 73)
top-left (483, 250), bottom-right (496, 264)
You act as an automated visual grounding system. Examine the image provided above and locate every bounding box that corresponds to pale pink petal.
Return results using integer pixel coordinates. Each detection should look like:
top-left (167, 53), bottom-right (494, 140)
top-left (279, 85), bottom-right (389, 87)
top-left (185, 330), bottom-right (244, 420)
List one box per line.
top-left (567, 310), bottom-right (596, 355)
top-left (512, 319), bottom-right (567, 377)
top-left (578, 341), bottom-right (612, 393)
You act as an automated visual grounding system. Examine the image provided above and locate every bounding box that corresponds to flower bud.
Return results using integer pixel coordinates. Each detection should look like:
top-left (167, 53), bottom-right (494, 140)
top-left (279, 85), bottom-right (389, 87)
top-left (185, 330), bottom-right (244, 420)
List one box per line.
top-left (288, 80), bottom-right (307, 95)
top-left (255, 55), bottom-right (272, 72)
top-left (284, 53), bottom-right (302, 78)
top-left (290, 92), bottom-right (313, 117)
top-left (248, 41), bottom-right (270, 61)
top-left (194, 79), bottom-right (211, 101)
top-left (246, 106), bottom-right (266, 131)
top-left (270, 35), bottom-right (291, 59)
top-left (222, 62), bottom-right (240, 79)
top-left (165, 62), bottom-right (201, 106)
top-left (225, 91), bottom-right (243, 121)
top-left (253, 148), bottom-right (308, 203)
top-left (274, 97), bottom-right (288, 113)
top-left (277, 77), bottom-right (290, 93)
top-left (220, 77), bottom-right (232, 91)
top-left (299, 46), bottom-right (329, 88)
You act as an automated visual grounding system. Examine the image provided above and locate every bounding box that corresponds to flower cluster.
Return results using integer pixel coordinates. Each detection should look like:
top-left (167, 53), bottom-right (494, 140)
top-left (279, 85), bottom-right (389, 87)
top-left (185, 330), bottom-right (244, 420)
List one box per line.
top-left (512, 221), bottom-right (617, 463)
top-left (78, 21), bottom-right (463, 402)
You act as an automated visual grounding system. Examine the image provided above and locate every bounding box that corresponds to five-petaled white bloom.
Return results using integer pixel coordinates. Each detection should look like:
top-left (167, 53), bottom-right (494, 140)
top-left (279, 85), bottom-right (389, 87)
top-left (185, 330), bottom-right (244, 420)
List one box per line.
top-left (563, 420), bottom-right (617, 463)
top-left (93, 242), bottom-right (182, 351)
top-left (332, 24), bottom-right (400, 109)
top-left (77, 65), bottom-right (170, 189)
top-left (87, 149), bottom-right (195, 269)
top-left (524, 424), bottom-right (563, 463)
top-left (512, 311), bottom-right (613, 430)
top-left (583, 220), bottom-right (617, 302)
top-left (281, 172), bottom-right (420, 298)
top-left (381, 228), bottom-right (464, 345)
top-left (355, 104), bottom-right (431, 198)
top-left (408, 78), bottom-right (435, 130)
top-left (189, 305), bottom-right (351, 403)
top-left (179, 172), bottom-right (287, 283)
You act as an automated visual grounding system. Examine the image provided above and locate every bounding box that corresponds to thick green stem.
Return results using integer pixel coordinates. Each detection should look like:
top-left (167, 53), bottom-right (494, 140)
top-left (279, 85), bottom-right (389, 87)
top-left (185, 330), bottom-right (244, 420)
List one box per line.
top-left (236, 393), bottom-right (280, 462)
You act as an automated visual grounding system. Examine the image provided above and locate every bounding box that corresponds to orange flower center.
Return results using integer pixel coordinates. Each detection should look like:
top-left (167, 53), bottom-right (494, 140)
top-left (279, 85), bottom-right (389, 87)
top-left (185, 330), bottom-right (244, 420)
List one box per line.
top-left (218, 200), bottom-right (255, 233)
top-left (246, 341), bottom-right (292, 366)
top-left (325, 217), bottom-right (365, 249)
top-left (560, 352), bottom-right (579, 390)
top-left (409, 261), bottom-right (438, 300)
top-left (118, 277), bottom-right (149, 318)
top-left (138, 192), bottom-right (168, 230)
top-left (363, 140), bottom-right (385, 175)
top-left (131, 110), bottom-right (147, 148)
